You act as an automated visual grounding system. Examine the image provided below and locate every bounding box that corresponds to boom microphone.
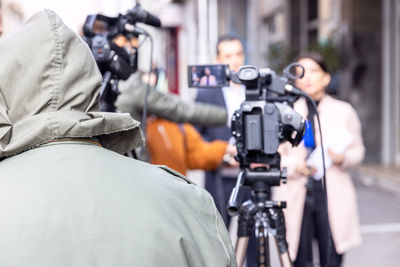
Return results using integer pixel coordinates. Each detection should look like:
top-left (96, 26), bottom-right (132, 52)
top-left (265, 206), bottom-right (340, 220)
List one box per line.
top-left (127, 4), bottom-right (162, 27)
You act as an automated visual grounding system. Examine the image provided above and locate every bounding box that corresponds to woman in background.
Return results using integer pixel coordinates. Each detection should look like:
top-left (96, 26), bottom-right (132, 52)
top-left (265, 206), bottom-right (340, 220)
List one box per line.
top-left (275, 51), bottom-right (365, 267)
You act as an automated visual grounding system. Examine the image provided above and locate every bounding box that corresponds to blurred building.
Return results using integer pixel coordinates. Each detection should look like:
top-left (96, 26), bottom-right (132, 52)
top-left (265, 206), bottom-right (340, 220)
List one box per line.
top-left (243, 0), bottom-right (398, 167)
top-left (162, 0), bottom-right (399, 168)
top-left (2, 0), bottom-right (398, 168)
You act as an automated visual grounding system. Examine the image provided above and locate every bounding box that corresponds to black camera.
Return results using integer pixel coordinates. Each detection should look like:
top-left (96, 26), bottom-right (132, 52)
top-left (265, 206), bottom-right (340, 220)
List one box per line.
top-left (188, 63), bottom-right (306, 168)
top-left (230, 65), bottom-right (305, 168)
top-left (83, 4), bottom-right (161, 112)
top-left (189, 63), bottom-right (313, 264)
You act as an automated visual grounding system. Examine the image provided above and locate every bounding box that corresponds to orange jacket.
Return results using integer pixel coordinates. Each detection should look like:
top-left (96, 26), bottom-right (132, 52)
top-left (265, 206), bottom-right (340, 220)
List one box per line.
top-left (146, 118), bottom-right (228, 175)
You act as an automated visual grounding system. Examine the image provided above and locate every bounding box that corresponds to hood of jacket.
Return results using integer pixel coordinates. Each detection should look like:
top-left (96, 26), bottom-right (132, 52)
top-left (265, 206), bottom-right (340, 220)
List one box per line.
top-left (0, 10), bottom-right (143, 158)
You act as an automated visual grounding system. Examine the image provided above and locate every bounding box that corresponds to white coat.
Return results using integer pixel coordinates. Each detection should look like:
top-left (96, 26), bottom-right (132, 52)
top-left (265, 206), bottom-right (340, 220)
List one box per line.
top-left (274, 94), bottom-right (365, 259)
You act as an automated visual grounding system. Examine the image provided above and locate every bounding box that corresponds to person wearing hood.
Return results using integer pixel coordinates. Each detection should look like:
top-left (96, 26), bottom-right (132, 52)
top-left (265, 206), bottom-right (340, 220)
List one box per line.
top-left (0, 10), bottom-right (237, 266)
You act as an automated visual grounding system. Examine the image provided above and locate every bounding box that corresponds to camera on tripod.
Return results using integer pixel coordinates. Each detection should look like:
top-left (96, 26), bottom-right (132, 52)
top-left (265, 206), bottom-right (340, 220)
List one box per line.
top-left (188, 63), bottom-right (307, 266)
top-left (83, 4), bottom-right (161, 112)
top-left (188, 63), bottom-right (306, 169)
top-left (230, 65), bottom-right (305, 166)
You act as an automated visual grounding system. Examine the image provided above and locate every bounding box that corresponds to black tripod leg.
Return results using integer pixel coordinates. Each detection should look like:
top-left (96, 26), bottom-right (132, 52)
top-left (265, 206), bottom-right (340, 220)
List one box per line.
top-left (215, 171), bottom-right (228, 224)
top-left (256, 224), bottom-right (270, 267)
top-left (273, 237), bottom-right (293, 267)
top-left (236, 200), bottom-right (257, 267)
top-left (269, 208), bottom-right (293, 267)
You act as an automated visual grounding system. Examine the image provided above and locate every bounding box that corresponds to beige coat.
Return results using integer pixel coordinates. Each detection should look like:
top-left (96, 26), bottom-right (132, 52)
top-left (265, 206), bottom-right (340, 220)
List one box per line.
top-left (274, 94), bottom-right (365, 259)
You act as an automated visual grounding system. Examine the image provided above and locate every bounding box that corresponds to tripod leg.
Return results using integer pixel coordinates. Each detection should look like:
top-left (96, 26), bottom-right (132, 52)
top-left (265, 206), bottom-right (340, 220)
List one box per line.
top-left (256, 225), bottom-right (270, 267)
top-left (235, 237), bottom-right (249, 267)
top-left (274, 237), bottom-right (293, 267)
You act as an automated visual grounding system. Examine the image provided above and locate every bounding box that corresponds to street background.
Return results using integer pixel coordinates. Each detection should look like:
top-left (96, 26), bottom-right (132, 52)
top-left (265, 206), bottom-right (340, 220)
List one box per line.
top-left (346, 168), bottom-right (400, 267)
top-left (1, 0), bottom-right (399, 266)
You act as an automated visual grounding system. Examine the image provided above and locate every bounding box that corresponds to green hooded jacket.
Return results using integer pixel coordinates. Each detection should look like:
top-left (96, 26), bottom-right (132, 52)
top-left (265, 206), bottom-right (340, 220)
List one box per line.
top-left (0, 10), bottom-right (237, 267)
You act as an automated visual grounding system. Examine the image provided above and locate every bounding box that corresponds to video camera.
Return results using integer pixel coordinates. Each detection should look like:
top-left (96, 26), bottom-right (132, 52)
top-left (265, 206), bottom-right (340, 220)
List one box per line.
top-left (188, 63), bottom-right (306, 169)
top-left (189, 63), bottom-right (307, 265)
top-left (83, 4), bottom-right (161, 112)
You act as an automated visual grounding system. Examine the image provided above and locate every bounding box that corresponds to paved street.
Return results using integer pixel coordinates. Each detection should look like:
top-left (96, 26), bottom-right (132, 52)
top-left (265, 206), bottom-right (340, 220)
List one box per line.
top-left (344, 174), bottom-right (400, 267)
top-left (189, 168), bottom-right (400, 266)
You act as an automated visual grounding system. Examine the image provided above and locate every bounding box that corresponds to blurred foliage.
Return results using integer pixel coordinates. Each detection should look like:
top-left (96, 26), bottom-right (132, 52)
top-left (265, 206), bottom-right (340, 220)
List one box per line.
top-left (267, 38), bottom-right (341, 74)
top-left (267, 43), bottom-right (297, 74)
top-left (308, 39), bottom-right (341, 73)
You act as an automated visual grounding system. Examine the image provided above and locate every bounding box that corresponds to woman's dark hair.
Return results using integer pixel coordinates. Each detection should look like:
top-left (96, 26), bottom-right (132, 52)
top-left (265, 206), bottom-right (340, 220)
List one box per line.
top-left (295, 51), bottom-right (328, 73)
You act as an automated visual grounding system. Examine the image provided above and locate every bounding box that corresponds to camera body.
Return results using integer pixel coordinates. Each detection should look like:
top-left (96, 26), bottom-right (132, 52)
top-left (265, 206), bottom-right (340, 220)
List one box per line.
top-left (231, 65), bottom-right (305, 168)
top-left (83, 14), bottom-right (139, 80)
top-left (83, 4), bottom-right (161, 80)
top-left (83, 4), bottom-right (161, 112)
top-left (188, 64), bottom-right (306, 168)
top-left (232, 99), bottom-right (304, 167)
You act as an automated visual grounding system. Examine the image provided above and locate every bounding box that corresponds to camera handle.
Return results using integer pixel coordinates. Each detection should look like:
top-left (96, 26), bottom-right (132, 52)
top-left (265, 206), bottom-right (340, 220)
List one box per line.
top-left (228, 168), bottom-right (293, 267)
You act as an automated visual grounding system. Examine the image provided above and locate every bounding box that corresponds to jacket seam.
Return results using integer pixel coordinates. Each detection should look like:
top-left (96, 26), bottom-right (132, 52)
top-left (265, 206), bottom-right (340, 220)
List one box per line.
top-left (46, 10), bottom-right (63, 136)
top-left (211, 194), bottom-right (233, 266)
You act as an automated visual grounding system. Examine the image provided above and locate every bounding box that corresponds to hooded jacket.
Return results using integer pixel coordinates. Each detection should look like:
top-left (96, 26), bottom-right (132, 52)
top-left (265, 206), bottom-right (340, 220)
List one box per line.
top-left (0, 9), bottom-right (143, 158)
top-left (0, 10), bottom-right (237, 266)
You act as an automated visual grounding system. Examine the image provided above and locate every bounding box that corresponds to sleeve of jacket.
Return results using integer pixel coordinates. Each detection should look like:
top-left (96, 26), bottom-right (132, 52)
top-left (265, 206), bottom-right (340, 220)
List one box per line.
top-left (116, 73), bottom-right (227, 126)
top-left (158, 167), bottom-right (237, 266)
top-left (194, 89), bottom-right (218, 141)
top-left (184, 124), bottom-right (227, 171)
top-left (340, 105), bottom-right (365, 170)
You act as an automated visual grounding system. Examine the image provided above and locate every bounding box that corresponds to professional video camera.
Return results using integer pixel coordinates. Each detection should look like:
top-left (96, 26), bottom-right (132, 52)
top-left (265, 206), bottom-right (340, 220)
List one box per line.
top-left (188, 63), bottom-right (308, 266)
top-left (83, 4), bottom-right (161, 112)
top-left (189, 63), bottom-right (306, 168)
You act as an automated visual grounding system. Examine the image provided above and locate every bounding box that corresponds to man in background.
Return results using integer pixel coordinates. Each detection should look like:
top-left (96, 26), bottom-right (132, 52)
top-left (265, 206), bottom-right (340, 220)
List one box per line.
top-left (196, 34), bottom-right (246, 224)
top-left (196, 35), bottom-right (259, 267)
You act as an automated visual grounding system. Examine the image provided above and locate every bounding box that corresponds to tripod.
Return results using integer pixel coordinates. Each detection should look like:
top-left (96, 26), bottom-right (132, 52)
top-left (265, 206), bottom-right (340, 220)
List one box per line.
top-left (228, 155), bottom-right (293, 267)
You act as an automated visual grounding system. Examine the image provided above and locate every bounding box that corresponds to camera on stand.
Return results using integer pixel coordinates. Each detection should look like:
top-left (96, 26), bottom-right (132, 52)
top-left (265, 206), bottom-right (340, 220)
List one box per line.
top-left (83, 4), bottom-right (161, 112)
top-left (188, 63), bottom-right (307, 267)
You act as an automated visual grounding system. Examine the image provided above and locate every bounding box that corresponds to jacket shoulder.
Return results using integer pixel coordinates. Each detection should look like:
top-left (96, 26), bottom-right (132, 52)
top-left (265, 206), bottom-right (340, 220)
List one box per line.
top-left (156, 165), bottom-right (194, 184)
top-left (325, 95), bottom-right (353, 110)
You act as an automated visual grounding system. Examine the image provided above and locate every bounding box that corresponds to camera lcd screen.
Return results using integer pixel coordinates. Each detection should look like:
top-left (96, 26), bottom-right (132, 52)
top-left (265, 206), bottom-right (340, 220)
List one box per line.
top-left (188, 64), bottom-right (229, 88)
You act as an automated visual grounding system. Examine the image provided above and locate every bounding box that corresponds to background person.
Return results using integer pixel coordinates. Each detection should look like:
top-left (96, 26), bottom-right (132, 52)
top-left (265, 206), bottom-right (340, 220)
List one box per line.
top-left (275, 51), bottom-right (365, 267)
top-left (195, 34), bottom-right (258, 267)
top-left (190, 65), bottom-right (200, 86)
top-left (0, 10), bottom-right (237, 266)
top-left (146, 117), bottom-right (237, 175)
top-left (195, 34), bottom-right (246, 225)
